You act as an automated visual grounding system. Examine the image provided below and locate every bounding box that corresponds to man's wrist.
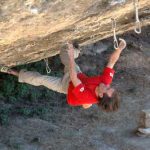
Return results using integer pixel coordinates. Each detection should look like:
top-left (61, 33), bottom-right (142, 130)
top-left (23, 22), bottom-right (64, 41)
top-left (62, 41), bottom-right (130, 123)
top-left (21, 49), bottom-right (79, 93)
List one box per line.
top-left (116, 47), bottom-right (123, 52)
top-left (69, 56), bottom-right (74, 62)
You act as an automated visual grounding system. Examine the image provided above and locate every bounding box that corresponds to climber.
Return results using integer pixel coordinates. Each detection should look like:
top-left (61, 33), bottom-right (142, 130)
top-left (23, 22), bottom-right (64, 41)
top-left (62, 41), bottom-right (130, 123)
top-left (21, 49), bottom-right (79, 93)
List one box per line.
top-left (0, 39), bottom-right (126, 111)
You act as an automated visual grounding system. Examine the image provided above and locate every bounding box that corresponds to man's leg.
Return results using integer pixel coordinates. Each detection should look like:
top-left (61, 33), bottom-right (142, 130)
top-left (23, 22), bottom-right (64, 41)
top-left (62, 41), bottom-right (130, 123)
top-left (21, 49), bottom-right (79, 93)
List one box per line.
top-left (7, 69), bottom-right (66, 94)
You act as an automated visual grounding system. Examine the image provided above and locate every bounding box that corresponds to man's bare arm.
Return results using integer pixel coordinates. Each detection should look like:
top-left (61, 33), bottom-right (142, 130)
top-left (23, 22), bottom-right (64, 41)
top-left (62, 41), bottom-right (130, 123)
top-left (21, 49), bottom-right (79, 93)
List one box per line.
top-left (107, 39), bottom-right (126, 69)
top-left (67, 42), bottom-right (93, 109)
top-left (67, 42), bottom-right (81, 87)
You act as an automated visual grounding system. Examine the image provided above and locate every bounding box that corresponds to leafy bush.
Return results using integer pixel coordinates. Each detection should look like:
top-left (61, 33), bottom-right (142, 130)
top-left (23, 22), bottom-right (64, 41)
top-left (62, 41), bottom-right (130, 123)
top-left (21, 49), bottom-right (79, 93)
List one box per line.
top-left (0, 56), bottom-right (63, 124)
top-left (0, 106), bottom-right (12, 125)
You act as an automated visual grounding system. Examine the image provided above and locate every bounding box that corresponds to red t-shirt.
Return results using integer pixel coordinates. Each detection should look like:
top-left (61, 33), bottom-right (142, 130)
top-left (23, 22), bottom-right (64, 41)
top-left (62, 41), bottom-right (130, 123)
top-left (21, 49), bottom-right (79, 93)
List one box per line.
top-left (67, 67), bottom-right (115, 106)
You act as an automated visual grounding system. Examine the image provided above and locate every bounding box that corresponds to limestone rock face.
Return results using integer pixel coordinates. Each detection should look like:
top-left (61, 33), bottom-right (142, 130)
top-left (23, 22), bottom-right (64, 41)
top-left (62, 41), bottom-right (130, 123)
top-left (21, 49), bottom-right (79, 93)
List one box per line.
top-left (0, 0), bottom-right (150, 67)
top-left (139, 110), bottom-right (150, 128)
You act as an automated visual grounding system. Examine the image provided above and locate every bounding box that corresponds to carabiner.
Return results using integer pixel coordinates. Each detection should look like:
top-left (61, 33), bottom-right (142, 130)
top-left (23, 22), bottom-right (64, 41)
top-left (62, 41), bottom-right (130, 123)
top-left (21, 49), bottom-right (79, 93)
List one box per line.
top-left (134, 21), bottom-right (141, 34)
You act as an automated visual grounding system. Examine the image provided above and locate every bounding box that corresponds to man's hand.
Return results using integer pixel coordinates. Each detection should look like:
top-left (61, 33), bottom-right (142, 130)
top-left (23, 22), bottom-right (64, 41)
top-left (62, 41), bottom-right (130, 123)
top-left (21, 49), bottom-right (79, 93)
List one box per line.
top-left (118, 38), bottom-right (126, 50)
top-left (98, 83), bottom-right (108, 98)
top-left (67, 41), bottom-right (74, 59)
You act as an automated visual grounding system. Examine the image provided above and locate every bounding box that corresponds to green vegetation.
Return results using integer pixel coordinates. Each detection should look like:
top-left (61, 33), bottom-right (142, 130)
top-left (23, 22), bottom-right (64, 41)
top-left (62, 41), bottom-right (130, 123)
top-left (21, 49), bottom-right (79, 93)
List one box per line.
top-left (0, 56), bottom-right (64, 125)
top-left (0, 106), bottom-right (12, 125)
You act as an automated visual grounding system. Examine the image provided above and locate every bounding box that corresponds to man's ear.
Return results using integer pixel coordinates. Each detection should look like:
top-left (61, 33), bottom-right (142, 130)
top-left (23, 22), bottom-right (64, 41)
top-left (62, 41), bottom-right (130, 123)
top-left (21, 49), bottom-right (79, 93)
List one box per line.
top-left (82, 104), bottom-right (92, 109)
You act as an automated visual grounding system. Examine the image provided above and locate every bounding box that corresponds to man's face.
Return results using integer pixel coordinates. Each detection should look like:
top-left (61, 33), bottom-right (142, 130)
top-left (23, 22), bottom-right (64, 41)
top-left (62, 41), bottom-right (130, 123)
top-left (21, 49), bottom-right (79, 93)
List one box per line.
top-left (98, 83), bottom-right (115, 98)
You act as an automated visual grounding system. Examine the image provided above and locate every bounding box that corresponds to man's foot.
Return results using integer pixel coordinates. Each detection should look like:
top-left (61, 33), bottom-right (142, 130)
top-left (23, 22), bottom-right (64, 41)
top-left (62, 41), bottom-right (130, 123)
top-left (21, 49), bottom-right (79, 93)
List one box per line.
top-left (0, 65), bottom-right (10, 73)
top-left (0, 65), bottom-right (19, 76)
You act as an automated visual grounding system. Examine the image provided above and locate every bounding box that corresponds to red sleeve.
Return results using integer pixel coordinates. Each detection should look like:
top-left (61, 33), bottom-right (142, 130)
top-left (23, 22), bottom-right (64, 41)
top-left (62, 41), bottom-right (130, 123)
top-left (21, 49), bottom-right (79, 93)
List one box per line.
top-left (101, 67), bottom-right (115, 85)
top-left (77, 73), bottom-right (88, 82)
top-left (71, 83), bottom-right (97, 105)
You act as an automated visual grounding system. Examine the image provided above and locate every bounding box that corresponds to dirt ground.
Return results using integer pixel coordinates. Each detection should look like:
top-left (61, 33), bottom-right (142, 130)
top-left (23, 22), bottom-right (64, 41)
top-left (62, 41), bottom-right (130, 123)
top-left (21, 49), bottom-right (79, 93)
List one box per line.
top-left (0, 26), bottom-right (149, 150)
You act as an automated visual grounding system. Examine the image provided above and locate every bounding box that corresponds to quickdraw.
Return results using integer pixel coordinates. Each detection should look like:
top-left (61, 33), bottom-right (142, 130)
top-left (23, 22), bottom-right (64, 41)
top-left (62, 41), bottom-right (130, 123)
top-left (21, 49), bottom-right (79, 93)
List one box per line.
top-left (133, 0), bottom-right (141, 34)
top-left (111, 18), bottom-right (119, 49)
top-left (44, 58), bottom-right (51, 74)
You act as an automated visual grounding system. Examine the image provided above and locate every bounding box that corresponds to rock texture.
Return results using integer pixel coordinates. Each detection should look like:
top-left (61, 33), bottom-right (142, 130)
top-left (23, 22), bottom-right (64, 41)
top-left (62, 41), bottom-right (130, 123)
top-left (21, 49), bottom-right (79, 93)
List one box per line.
top-left (139, 110), bottom-right (150, 128)
top-left (0, 0), bottom-right (150, 67)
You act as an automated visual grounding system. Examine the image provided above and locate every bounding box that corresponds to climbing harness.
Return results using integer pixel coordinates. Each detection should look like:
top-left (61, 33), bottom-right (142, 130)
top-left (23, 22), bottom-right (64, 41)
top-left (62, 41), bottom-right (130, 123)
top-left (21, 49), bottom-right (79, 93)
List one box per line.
top-left (111, 18), bottom-right (119, 49)
top-left (44, 58), bottom-right (51, 74)
top-left (133, 0), bottom-right (141, 34)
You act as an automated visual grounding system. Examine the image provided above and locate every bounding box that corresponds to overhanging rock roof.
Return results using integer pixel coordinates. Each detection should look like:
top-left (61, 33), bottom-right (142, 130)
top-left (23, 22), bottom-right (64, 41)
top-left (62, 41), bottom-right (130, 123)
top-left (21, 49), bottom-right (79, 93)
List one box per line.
top-left (0, 0), bottom-right (149, 67)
